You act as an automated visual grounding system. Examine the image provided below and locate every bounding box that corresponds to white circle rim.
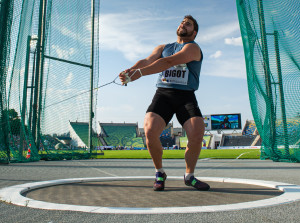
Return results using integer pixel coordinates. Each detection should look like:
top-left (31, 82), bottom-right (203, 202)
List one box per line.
top-left (1, 176), bottom-right (300, 214)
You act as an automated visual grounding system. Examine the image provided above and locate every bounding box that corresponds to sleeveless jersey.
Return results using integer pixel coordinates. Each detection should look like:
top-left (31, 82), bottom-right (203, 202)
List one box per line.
top-left (156, 41), bottom-right (203, 91)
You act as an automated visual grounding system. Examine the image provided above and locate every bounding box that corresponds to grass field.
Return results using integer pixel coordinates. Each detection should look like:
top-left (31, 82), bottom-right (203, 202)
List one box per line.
top-left (1, 149), bottom-right (261, 161)
top-left (92, 149), bottom-right (261, 159)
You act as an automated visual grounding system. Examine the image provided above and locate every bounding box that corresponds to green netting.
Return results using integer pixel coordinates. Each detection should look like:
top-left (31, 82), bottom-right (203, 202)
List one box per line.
top-left (237, 0), bottom-right (300, 162)
top-left (0, 0), bottom-right (100, 162)
top-left (0, 0), bottom-right (12, 163)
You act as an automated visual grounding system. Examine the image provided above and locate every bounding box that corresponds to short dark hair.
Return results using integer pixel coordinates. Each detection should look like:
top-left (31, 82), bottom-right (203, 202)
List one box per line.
top-left (184, 15), bottom-right (198, 34)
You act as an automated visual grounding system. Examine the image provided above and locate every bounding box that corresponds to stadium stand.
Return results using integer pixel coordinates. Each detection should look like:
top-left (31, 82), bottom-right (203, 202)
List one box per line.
top-left (242, 120), bottom-right (257, 135)
top-left (278, 119), bottom-right (300, 137)
top-left (160, 136), bottom-right (175, 148)
top-left (222, 135), bottom-right (257, 147)
top-left (160, 124), bottom-right (175, 147)
top-left (69, 122), bottom-right (101, 148)
top-left (42, 135), bottom-right (69, 150)
top-left (100, 123), bottom-right (145, 149)
top-left (68, 120), bottom-right (267, 150)
top-left (251, 135), bottom-right (262, 146)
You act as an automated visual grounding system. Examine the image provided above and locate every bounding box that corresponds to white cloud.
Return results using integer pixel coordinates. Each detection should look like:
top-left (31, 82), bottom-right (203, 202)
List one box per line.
top-left (53, 24), bottom-right (90, 46)
top-left (203, 57), bottom-right (247, 79)
top-left (65, 72), bottom-right (73, 86)
top-left (209, 50), bottom-right (222, 59)
top-left (198, 22), bottom-right (240, 43)
top-left (225, 37), bottom-right (243, 46)
top-left (98, 11), bottom-right (245, 80)
top-left (98, 12), bottom-right (241, 63)
top-left (51, 45), bottom-right (75, 60)
top-left (99, 12), bottom-right (176, 62)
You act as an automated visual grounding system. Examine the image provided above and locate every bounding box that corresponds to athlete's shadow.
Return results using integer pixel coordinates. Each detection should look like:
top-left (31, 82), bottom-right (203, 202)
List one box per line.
top-left (163, 187), bottom-right (203, 192)
top-left (164, 187), bottom-right (282, 196)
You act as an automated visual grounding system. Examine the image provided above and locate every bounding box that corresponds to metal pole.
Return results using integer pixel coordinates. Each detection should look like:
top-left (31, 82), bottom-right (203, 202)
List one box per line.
top-left (257, 0), bottom-right (277, 156)
top-left (32, 0), bottom-right (46, 149)
top-left (274, 30), bottom-right (290, 156)
top-left (88, 0), bottom-right (95, 153)
top-left (43, 55), bottom-right (91, 68)
top-left (28, 49), bottom-right (37, 129)
top-left (19, 35), bottom-right (32, 157)
top-left (36, 0), bottom-right (48, 149)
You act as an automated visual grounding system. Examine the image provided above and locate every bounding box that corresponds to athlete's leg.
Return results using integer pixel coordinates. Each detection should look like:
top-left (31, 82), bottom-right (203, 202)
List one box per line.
top-left (143, 112), bottom-right (166, 169)
top-left (183, 116), bottom-right (205, 173)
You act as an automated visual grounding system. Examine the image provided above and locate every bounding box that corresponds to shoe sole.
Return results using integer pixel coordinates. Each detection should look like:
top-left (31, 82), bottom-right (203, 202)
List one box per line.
top-left (153, 175), bottom-right (167, 191)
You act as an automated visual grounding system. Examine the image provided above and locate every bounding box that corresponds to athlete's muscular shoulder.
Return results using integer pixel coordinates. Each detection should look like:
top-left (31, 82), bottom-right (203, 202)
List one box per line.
top-left (181, 42), bottom-right (201, 62)
top-left (163, 43), bottom-right (201, 66)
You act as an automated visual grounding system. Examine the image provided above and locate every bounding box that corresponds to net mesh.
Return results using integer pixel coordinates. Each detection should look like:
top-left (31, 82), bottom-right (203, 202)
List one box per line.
top-left (0, 0), bottom-right (100, 163)
top-left (236, 0), bottom-right (300, 162)
top-left (2, 0), bottom-right (300, 163)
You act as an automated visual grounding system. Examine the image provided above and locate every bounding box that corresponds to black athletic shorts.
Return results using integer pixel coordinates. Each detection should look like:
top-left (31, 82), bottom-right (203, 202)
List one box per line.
top-left (146, 87), bottom-right (203, 126)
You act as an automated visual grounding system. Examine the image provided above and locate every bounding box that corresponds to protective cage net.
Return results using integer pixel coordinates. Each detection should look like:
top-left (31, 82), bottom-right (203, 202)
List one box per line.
top-left (0, 0), bottom-right (100, 163)
top-left (237, 0), bottom-right (300, 162)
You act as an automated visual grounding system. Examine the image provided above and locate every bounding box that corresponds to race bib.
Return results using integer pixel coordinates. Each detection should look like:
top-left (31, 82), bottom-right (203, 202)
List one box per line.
top-left (161, 64), bottom-right (189, 85)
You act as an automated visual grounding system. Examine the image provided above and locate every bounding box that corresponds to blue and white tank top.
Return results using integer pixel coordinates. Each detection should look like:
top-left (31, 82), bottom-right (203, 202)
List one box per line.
top-left (156, 41), bottom-right (203, 91)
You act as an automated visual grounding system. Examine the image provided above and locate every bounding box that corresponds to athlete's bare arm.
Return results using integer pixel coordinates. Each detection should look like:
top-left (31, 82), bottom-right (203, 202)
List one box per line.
top-left (141, 43), bottom-right (201, 76)
top-left (120, 43), bottom-right (201, 83)
top-left (119, 45), bottom-right (164, 83)
top-left (131, 44), bottom-right (165, 69)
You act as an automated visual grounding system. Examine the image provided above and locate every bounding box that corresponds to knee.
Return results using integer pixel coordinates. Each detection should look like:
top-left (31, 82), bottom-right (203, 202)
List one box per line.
top-left (143, 113), bottom-right (165, 142)
top-left (144, 124), bottom-right (159, 141)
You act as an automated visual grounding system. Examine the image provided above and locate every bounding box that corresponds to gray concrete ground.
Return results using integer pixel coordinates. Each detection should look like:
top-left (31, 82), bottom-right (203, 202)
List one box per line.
top-left (1, 158), bottom-right (300, 223)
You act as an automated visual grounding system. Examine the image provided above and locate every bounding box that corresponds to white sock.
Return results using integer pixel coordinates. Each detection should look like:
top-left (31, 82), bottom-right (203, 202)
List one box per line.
top-left (155, 168), bottom-right (165, 173)
top-left (185, 173), bottom-right (194, 181)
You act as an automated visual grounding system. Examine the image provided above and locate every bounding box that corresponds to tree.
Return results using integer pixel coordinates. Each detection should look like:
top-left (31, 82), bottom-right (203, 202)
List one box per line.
top-left (3, 109), bottom-right (21, 135)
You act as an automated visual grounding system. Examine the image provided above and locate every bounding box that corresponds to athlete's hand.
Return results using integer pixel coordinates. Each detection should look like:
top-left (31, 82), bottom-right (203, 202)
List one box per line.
top-left (119, 69), bottom-right (143, 85)
top-left (119, 69), bottom-right (131, 85)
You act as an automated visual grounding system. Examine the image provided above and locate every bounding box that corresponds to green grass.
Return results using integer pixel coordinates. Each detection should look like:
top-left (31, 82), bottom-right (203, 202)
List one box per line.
top-left (93, 149), bottom-right (261, 159)
top-left (1, 149), bottom-right (261, 161)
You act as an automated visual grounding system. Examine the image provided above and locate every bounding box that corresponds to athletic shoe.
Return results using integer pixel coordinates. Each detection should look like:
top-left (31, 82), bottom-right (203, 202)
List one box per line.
top-left (153, 172), bottom-right (167, 191)
top-left (184, 175), bottom-right (210, 191)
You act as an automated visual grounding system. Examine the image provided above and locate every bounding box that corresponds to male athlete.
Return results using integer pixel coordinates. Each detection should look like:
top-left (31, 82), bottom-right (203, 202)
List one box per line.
top-left (119, 15), bottom-right (210, 191)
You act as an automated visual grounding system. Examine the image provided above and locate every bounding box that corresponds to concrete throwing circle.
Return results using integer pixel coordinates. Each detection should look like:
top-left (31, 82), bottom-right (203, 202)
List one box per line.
top-left (1, 176), bottom-right (300, 214)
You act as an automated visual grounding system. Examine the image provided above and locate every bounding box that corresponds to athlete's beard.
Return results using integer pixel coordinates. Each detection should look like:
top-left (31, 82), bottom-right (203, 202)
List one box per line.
top-left (177, 27), bottom-right (194, 37)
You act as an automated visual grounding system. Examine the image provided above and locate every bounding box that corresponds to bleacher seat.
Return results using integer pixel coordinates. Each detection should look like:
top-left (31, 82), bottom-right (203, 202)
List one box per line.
top-left (223, 135), bottom-right (256, 147)
top-left (69, 122), bottom-right (101, 147)
top-left (100, 123), bottom-right (144, 148)
top-left (160, 136), bottom-right (175, 147)
top-left (160, 124), bottom-right (174, 147)
top-left (243, 121), bottom-right (256, 135)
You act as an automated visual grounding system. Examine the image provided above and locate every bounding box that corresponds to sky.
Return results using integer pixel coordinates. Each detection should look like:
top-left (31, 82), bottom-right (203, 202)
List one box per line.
top-left (95, 0), bottom-right (254, 128)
